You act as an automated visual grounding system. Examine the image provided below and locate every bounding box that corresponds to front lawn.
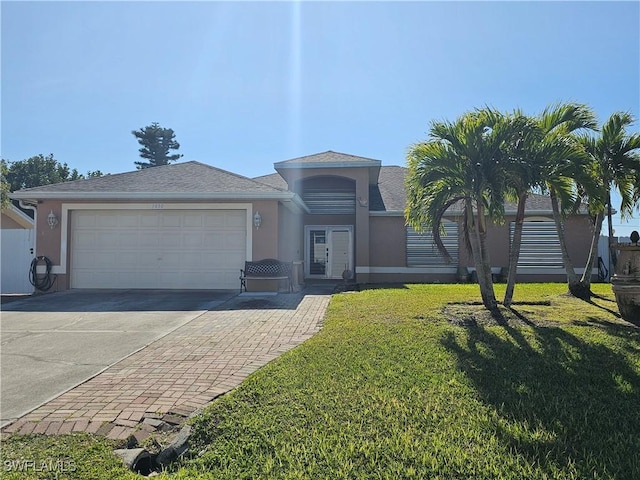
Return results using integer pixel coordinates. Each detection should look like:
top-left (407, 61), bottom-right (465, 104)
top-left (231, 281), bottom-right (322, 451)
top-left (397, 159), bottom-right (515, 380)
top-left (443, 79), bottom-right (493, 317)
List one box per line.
top-left (2, 284), bottom-right (639, 479)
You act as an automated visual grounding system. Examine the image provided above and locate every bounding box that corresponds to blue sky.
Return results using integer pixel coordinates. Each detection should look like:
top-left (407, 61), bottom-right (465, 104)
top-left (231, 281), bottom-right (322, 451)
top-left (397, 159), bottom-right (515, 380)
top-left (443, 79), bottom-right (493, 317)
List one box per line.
top-left (2, 1), bottom-right (639, 235)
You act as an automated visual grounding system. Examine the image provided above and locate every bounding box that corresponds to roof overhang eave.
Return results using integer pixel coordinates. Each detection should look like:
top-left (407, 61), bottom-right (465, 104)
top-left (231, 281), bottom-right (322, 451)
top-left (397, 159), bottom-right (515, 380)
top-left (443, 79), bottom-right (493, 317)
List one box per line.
top-left (10, 190), bottom-right (312, 213)
top-left (274, 160), bottom-right (381, 169)
top-left (9, 191), bottom-right (297, 201)
top-left (369, 210), bottom-right (404, 217)
top-left (368, 208), bottom-right (587, 217)
top-left (278, 192), bottom-right (310, 214)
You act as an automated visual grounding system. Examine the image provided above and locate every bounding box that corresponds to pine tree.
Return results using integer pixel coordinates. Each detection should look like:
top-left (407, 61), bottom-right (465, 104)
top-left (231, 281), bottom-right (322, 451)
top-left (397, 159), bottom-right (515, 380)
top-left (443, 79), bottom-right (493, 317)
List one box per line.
top-left (132, 122), bottom-right (183, 169)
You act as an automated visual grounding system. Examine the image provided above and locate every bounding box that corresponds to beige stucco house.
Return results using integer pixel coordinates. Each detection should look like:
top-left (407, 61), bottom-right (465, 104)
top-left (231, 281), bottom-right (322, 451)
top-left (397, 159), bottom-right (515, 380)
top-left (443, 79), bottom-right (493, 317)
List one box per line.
top-left (10, 151), bottom-right (595, 292)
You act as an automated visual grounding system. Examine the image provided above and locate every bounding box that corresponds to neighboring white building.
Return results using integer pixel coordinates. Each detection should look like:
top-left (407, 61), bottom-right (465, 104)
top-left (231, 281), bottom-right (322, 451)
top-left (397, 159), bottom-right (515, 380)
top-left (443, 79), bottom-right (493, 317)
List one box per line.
top-left (1, 204), bottom-right (35, 294)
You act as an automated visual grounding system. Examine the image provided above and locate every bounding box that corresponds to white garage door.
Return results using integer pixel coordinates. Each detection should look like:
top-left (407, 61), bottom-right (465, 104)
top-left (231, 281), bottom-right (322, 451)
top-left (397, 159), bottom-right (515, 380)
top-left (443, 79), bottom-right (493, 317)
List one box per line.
top-left (71, 210), bottom-right (246, 289)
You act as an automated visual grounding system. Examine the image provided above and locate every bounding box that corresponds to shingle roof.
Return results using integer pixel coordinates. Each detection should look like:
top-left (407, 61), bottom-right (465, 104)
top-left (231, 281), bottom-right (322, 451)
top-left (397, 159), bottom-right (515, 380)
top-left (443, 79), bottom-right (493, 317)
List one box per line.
top-left (370, 166), bottom-right (407, 212)
top-left (274, 150), bottom-right (381, 168)
top-left (12, 155), bottom-right (582, 217)
top-left (368, 166), bottom-right (582, 214)
top-left (11, 161), bottom-right (286, 197)
top-left (253, 172), bottom-right (288, 190)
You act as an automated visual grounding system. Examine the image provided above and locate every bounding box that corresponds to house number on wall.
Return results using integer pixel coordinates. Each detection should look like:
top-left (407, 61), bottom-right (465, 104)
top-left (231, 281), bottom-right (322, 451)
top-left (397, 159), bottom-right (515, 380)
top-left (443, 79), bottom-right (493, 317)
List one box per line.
top-left (151, 203), bottom-right (164, 209)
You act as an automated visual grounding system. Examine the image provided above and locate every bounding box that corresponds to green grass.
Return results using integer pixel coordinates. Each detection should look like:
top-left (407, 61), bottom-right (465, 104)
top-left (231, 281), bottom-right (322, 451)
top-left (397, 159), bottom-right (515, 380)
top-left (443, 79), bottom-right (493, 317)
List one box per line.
top-left (2, 284), bottom-right (639, 479)
top-left (0, 433), bottom-right (137, 479)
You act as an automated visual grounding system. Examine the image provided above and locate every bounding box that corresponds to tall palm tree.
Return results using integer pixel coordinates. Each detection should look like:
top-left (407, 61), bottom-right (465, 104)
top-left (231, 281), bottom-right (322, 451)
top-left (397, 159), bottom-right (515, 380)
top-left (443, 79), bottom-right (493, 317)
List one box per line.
top-left (503, 103), bottom-right (596, 305)
top-left (501, 113), bottom-right (541, 307)
top-left (406, 109), bottom-right (517, 312)
top-left (578, 112), bottom-right (640, 288)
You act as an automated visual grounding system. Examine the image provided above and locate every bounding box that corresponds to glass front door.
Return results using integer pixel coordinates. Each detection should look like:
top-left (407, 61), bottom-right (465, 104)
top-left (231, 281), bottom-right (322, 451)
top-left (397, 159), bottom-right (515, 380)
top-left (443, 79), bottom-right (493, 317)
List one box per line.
top-left (305, 226), bottom-right (353, 279)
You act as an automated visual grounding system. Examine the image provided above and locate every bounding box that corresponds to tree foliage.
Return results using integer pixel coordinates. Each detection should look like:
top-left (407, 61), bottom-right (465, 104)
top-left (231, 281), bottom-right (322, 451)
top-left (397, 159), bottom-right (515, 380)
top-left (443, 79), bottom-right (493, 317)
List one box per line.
top-left (503, 103), bottom-right (596, 304)
top-left (2, 154), bottom-right (103, 198)
top-left (4, 154), bottom-right (89, 191)
top-left (132, 122), bottom-right (183, 169)
top-left (406, 108), bottom-right (526, 312)
top-left (404, 102), bottom-right (636, 311)
top-left (578, 112), bottom-right (640, 283)
top-left (1, 160), bottom-right (10, 209)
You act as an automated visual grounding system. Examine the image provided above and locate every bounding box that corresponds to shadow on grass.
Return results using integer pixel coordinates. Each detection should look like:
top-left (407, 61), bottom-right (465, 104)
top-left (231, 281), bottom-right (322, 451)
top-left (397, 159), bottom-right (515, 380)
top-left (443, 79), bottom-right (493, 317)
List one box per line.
top-left (589, 291), bottom-right (617, 303)
top-left (441, 313), bottom-right (640, 479)
top-left (584, 298), bottom-right (622, 318)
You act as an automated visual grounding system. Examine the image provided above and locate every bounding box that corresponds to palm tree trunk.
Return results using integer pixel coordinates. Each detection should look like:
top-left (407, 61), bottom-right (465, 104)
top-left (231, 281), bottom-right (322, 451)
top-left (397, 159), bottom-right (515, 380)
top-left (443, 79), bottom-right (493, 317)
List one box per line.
top-left (550, 189), bottom-right (589, 299)
top-left (606, 191), bottom-right (618, 274)
top-left (503, 191), bottom-right (527, 307)
top-left (467, 200), bottom-right (498, 311)
top-left (580, 212), bottom-right (604, 288)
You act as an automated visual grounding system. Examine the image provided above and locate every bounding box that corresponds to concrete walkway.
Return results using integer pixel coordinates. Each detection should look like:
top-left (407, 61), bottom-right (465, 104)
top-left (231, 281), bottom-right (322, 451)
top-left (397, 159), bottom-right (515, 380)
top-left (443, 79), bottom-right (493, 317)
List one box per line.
top-left (2, 288), bottom-right (331, 440)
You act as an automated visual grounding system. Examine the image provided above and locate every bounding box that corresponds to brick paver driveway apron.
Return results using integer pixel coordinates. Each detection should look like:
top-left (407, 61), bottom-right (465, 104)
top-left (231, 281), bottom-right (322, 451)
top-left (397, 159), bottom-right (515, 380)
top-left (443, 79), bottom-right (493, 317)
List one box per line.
top-left (3, 288), bottom-right (331, 439)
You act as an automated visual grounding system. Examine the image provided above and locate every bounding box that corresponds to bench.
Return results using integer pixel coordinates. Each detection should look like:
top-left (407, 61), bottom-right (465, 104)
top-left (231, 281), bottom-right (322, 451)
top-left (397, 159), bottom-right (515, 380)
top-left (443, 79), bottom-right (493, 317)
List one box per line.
top-left (240, 259), bottom-right (293, 293)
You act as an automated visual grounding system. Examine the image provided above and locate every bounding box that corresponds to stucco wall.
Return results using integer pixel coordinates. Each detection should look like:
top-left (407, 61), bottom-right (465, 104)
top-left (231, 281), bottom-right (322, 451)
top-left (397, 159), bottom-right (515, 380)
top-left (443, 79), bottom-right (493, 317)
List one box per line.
top-left (1, 214), bottom-right (25, 229)
top-left (364, 212), bottom-right (595, 284)
top-left (31, 199), bottom-right (284, 291)
top-left (278, 203), bottom-right (303, 262)
top-left (250, 200), bottom-right (279, 260)
top-left (369, 216), bottom-right (406, 267)
top-left (459, 215), bottom-right (593, 272)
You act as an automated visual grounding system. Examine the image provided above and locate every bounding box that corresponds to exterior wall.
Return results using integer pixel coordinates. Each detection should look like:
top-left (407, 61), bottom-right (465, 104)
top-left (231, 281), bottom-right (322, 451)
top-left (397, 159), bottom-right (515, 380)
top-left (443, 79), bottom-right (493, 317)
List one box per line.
top-left (276, 203), bottom-right (304, 290)
top-left (459, 215), bottom-right (593, 275)
top-left (250, 199), bottom-right (279, 260)
top-left (1, 214), bottom-right (24, 229)
top-left (27, 185), bottom-right (597, 290)
top-left (283, 167), bottom-right (372, 279)
top-left (362, 212), bottom-right (594, 285)
top-left (32, 200), bottom-right (66, 290)
top-left (564, 215), bottom-right (594, 267)
top-left (369, 216), bottom-right (406, 267)
top-left (277, 203), bottom-right (303, 263)
top-left (364, 214), bottom-right (457, 284)
top-left (31, 199), bottom-right (283, 292)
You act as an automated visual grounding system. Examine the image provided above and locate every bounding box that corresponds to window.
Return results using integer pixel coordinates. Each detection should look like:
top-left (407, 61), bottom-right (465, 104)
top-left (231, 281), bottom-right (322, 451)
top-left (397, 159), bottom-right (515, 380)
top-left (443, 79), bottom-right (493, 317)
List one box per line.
top-left (406, 221), bottom-right (458, 266)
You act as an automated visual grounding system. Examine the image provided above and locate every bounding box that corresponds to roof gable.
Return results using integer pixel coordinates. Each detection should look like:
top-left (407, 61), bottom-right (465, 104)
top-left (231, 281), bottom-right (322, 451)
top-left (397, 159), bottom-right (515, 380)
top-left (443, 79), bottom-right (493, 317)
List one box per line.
top-left (274, 150), bottom-right (382, 168)
top-left (274, 150), bottom-right (382, 185)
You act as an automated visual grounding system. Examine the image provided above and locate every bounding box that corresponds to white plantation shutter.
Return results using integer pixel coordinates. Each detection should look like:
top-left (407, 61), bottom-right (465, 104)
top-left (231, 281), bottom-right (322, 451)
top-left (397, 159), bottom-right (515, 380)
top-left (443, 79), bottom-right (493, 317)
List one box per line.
top-left (406, 221), bottom-right (458, 266)
top-left (509, 221), bottom-right (563, 268)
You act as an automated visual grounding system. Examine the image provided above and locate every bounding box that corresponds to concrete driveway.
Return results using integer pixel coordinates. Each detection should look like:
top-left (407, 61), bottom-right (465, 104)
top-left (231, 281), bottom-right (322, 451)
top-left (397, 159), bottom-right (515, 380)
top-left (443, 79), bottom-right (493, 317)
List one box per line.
top-left (0, 289), bottom-right (235, 427)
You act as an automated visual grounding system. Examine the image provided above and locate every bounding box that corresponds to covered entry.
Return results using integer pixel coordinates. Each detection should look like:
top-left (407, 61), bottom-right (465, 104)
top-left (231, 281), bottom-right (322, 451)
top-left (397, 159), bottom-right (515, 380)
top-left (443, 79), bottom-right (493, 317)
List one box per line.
top-left (305, 225), bottom-right (353, 279)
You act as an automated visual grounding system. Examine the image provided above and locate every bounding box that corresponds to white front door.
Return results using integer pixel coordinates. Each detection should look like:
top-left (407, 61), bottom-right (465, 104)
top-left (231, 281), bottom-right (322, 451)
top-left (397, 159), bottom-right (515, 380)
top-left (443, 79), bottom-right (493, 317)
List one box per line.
top-left (305, 226), bottom-right (353, 279)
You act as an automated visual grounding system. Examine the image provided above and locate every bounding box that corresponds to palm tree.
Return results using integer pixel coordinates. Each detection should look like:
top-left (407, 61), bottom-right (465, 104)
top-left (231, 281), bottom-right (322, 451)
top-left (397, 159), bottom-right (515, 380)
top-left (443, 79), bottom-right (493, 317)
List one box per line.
top-left (578, 112), bottom-right (640, 289)
top-left (501, 113), bottom-right (541, 307)
top-left (406, 108), bottom-right (518, 312)
top-left (503, 103), bottom-right (596, 305)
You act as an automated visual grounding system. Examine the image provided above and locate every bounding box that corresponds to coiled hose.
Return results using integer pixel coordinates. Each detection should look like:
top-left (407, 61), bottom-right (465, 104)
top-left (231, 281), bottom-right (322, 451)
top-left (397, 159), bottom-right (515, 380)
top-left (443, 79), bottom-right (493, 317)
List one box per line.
top-left (29, 256), bottom-right (56, 291)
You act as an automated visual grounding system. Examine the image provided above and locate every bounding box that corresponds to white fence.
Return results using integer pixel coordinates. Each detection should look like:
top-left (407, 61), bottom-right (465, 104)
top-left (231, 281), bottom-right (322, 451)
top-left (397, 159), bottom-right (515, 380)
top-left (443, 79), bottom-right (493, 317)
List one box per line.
top-left (1, 229), bottom-right (34, 294)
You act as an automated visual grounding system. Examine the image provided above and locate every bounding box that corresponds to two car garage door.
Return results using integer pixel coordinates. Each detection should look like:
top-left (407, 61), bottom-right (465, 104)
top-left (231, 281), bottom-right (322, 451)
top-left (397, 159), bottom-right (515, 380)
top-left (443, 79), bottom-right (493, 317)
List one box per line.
top-left (70, 210), bottom-right (246, 289)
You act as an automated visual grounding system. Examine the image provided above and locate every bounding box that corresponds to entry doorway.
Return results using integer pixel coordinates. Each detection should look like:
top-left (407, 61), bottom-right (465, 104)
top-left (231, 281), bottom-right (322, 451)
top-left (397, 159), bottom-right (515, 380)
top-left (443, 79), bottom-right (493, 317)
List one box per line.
top-left (305, 226), bottom-right (353, 279)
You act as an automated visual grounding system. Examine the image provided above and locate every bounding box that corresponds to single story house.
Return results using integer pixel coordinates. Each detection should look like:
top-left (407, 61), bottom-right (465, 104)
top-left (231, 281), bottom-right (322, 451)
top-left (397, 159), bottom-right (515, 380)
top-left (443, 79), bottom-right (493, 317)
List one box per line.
top-left (10, 151), bottom-right (595, 291)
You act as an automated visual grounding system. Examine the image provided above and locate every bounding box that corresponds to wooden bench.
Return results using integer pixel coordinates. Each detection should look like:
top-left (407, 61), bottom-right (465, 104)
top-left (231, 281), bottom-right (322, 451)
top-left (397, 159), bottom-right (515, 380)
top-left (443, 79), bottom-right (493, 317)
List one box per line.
top-left (240, 259), bottom-right (293, 293)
